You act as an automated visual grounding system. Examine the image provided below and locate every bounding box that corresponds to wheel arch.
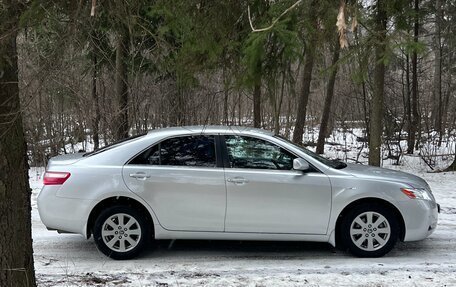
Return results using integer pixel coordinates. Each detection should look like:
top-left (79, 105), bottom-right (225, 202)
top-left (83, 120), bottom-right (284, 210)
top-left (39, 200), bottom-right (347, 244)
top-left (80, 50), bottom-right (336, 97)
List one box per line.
top-left (334, 197), bottom-right (406, 248)
top-left (86, 196), bottom-right (154, 239)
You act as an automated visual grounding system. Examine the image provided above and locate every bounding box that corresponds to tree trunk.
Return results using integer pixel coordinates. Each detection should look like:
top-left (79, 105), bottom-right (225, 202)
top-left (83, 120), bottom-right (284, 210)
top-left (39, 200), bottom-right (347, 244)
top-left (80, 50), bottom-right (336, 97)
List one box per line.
top-left (433, 0), bottom-right (442, 137)
top-left (407, 0), bottom-right (419, 154)
top-left (445, 142), bottom-right (456, 172)
top-left (115, 29), bottom-right (130, 140)
top-left (368, 0), bottom-right (387, 166)
top-left (223, 89), bottom-right (229, 125)
top-left (0, 3), bottom-right (37, 286)
top-left (91, 31), bottom-right (100, 150)
top-left (292, 24), bottom-right (317, 144)
top-left (253, 77), bottom-right (261, 128)
top-left (176, 89), bottom-right (185, 125)
top-left (441, 52), bottom-right (452, 137)
top-left (405, 52), bottom-right (412, 153)
top-left (316, 36), bottom-right (341, 154)
top-left (238, 92), bottom-right (242, 125)
top-left (292, 0), bottom-right (318, 144)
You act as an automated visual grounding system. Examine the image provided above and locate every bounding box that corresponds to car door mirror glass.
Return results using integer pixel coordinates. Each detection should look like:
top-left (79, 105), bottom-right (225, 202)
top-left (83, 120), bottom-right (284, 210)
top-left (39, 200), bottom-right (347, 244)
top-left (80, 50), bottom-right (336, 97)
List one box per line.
top-left (293, 158), bottom-right (310, 171)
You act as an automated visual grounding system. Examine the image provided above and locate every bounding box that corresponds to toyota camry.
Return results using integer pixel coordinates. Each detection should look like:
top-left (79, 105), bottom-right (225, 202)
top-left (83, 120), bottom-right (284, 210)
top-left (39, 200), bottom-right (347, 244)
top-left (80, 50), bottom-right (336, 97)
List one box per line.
top-left (37, 126), bottom-right (439, 259)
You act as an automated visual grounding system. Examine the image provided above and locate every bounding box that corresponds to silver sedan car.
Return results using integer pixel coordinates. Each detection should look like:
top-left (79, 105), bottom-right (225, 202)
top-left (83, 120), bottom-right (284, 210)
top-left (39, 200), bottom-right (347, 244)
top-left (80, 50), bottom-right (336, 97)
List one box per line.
top-left (38, 126), bottom-right (439, 259)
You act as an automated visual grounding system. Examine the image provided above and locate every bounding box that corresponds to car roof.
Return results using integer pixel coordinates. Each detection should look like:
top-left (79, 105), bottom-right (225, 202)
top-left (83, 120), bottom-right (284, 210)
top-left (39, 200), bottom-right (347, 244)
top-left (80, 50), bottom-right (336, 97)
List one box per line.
top-left (146, 125), bottom-right (273, 138)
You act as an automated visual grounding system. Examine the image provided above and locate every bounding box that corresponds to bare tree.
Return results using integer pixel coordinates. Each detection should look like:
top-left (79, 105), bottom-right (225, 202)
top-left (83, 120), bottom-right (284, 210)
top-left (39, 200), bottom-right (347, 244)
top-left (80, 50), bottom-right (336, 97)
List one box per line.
top-left (90, 27), bottom-right (101, 149)
top-left (407, 0), bottom-right (420, 154)
top-left (433, 0), bottom-right (443, 139)
top-left (115, 29), bottom-right (130, 140)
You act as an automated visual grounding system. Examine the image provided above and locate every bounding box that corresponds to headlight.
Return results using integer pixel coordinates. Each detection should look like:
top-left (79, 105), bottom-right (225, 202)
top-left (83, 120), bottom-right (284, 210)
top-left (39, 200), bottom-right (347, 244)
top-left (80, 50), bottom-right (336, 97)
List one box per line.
top-left (401, 187), bottom-right (433, 201)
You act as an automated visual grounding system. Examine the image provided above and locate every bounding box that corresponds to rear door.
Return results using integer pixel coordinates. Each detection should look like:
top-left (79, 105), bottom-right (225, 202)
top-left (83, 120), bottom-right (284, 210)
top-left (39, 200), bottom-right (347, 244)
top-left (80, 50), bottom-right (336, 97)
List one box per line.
top-left (123, 134), bottom-right (226, 232)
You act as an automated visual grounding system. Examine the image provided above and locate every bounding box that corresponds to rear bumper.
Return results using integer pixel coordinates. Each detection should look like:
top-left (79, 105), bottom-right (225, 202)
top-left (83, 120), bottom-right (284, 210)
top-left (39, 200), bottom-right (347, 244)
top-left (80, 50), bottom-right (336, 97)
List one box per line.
top-left (398, 199), bottom-right (438, 242)
top-left (37, 186), bottom-right (94, 237)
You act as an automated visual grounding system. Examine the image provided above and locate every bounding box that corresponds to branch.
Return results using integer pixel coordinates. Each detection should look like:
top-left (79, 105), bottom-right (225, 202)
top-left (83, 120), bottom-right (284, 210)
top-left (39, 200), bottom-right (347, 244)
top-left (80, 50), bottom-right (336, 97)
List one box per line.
top-left (336, 0), bottom-right (348, 48)
top-left (90, 0), bottom-right (96, 17)
top-left (248, 0), bottom-right (303, 33)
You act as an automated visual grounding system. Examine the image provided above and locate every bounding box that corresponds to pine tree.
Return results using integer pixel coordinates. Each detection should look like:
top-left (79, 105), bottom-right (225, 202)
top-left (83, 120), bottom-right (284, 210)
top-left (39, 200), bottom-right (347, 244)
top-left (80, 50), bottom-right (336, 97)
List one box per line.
top-left (0, 1), bottom-right (37, 286)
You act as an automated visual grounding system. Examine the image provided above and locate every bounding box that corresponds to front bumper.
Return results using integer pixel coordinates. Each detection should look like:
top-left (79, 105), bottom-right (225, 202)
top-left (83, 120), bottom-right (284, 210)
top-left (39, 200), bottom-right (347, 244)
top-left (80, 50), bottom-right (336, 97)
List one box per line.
top-left (398, 199), bottom-right (439, 242)
top-left (37, 186), bottom-right (94, 237)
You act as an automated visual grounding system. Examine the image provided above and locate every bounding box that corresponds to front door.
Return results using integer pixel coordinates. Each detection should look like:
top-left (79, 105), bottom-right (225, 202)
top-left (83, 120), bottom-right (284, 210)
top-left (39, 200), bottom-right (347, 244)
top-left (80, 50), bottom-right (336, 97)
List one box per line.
top-left (123, 135), bottom-right (226, 232)
top-left (223, 135), bottom-right (332, 234)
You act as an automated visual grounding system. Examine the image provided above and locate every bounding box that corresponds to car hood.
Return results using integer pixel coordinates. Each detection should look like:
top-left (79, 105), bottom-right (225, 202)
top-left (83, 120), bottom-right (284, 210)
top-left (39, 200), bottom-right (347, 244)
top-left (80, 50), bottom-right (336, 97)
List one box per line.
top-left (48, 153), bottom-right (86, 167)
top-left (343, 163), bottom-right (429, 190)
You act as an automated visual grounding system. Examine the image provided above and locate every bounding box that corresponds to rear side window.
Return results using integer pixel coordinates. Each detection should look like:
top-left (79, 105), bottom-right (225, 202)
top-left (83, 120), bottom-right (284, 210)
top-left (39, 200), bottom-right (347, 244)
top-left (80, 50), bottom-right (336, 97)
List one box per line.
top-left (129, 144), bottom-right (160, 165)
top-left (129, 135), bottom-right (216, 167)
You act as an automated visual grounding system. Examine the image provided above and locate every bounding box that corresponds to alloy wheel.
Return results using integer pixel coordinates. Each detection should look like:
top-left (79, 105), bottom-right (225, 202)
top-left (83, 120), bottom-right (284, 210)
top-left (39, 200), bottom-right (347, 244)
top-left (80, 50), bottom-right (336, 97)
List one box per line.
top-left (349, 211), bottom-right (391, 252)
top-left (101, 213), bottom-right (142, 252)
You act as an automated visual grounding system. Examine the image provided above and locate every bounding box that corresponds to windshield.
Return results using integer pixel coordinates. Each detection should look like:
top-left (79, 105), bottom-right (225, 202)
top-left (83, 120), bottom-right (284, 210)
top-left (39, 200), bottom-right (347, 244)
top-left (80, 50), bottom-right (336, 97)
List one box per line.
top-left (273, 135), bottom-right (347, 169)
top-left (83, 133), bottom-right (146, 157)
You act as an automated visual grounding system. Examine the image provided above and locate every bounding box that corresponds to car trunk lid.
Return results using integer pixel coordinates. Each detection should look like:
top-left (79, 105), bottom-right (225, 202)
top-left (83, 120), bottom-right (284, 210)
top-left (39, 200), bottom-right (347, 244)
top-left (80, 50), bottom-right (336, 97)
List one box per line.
top-left (47, 153), bottom-right (86, 168)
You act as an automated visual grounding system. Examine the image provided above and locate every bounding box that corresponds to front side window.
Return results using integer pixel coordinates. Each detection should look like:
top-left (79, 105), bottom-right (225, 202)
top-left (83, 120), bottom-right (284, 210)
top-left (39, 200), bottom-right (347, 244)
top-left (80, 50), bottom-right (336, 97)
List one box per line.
top-left (130, 135), bottom-right (216, 167)
top-left (224, 135), bottom-right (295, 170)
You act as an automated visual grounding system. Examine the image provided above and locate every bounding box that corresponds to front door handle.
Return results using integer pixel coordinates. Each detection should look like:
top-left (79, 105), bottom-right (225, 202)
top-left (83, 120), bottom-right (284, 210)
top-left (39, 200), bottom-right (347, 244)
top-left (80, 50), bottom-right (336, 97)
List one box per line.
top-left (226, 177), bottom-right (249, 184)
top-left (129, 172), bottom-right (150, 180)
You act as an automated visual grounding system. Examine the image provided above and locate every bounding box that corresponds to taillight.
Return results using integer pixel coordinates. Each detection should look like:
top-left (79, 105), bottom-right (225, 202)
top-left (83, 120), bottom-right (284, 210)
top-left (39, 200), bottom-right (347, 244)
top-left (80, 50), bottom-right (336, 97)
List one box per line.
top-left (43, 172), bottom-right (71, 185)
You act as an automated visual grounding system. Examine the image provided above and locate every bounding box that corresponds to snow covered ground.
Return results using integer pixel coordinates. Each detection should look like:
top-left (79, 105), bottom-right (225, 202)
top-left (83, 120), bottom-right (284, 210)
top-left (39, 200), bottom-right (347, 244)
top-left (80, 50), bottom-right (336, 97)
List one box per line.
top-left (31, 155), bottom-right (456, 286)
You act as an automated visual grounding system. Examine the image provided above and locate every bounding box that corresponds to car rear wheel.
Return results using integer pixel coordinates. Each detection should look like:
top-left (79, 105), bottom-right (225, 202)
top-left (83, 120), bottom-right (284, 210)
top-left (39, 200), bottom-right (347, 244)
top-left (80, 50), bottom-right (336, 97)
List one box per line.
top-left (341, 204), bottom-right (399, 257)
top-left (93, 205), bottom-right (150, 260)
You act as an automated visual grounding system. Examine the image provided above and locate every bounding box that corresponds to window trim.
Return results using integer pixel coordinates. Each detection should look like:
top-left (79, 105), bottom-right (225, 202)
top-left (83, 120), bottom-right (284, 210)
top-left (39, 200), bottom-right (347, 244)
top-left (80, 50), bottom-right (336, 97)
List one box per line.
top-left (126, 134), bottom-right (223, 169)
top-left (219, 134), bottom-right (321, 172)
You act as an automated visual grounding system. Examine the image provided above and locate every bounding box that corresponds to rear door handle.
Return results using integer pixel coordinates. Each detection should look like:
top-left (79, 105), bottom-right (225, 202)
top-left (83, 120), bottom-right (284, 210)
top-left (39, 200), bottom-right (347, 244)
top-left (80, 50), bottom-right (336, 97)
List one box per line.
top-left (226, 177), bottom-right (249, 184)
top-left (129, 172), bottom-right (150, 180)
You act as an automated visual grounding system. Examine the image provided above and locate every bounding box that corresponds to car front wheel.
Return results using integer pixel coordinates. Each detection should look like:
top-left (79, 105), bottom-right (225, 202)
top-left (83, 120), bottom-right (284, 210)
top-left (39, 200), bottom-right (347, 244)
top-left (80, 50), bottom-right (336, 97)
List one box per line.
top-left (341, 204), bottom-right (399, 257)
top-left (93, 205), bottom-right (150, 260)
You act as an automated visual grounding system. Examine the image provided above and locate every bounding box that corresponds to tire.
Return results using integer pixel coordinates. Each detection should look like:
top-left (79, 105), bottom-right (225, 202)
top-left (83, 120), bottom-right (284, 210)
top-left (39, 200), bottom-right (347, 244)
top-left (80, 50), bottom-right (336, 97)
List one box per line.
top-left (341, 203), bottom-right (399, 257)
top-left (93, 205), bottom-right (150, 260)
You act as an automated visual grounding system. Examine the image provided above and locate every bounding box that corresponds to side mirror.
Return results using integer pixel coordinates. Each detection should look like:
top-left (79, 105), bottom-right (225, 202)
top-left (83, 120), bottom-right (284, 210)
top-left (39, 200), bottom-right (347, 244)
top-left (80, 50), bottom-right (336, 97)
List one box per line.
top-left (293, 158), bottom-right (310, 171)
